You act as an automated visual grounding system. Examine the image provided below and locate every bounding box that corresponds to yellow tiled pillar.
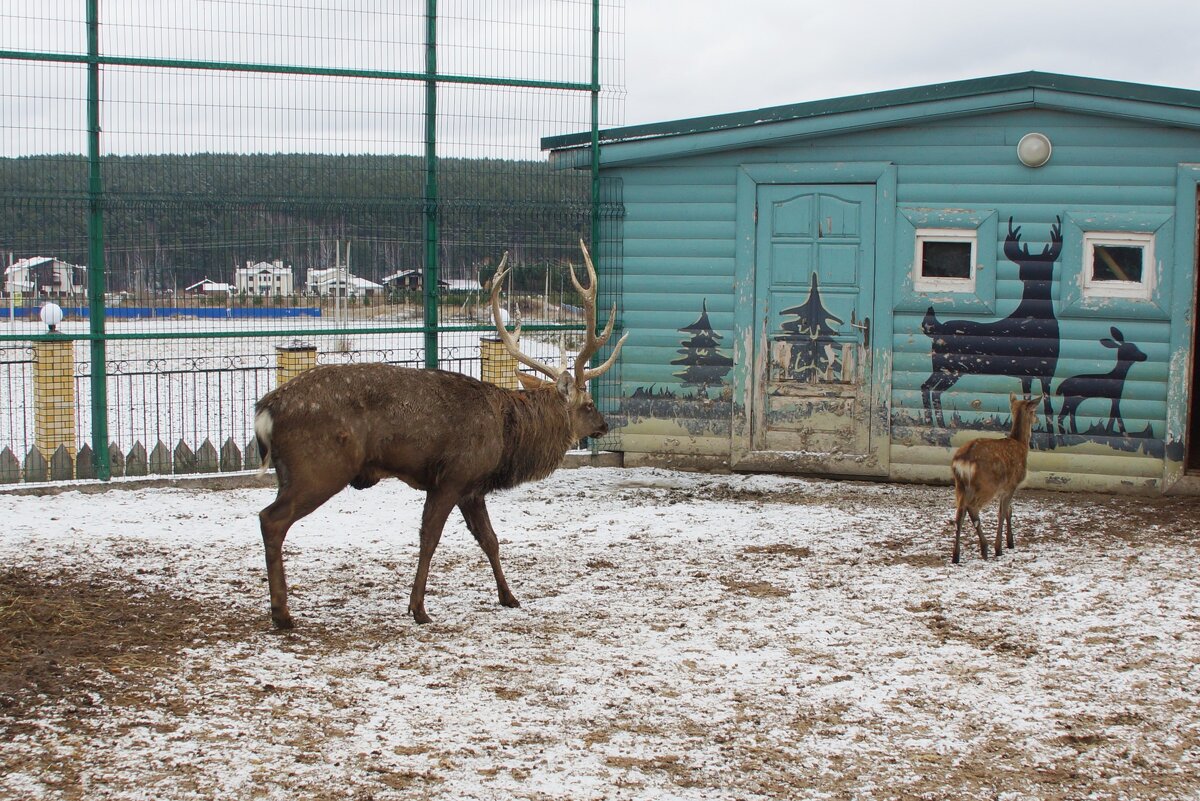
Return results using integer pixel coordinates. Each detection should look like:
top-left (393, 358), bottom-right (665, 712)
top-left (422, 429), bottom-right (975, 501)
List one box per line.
top-left (33, 337), bottom-right (77, 469)
top-left (276, 343), bottom-right (317, 386)
top-left (480, 336), bottom-right (519, 389)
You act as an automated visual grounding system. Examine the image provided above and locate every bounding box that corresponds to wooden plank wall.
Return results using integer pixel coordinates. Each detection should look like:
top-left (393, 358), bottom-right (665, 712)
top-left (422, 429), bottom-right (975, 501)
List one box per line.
top-left (606, 108), bottom-right (1200, 489)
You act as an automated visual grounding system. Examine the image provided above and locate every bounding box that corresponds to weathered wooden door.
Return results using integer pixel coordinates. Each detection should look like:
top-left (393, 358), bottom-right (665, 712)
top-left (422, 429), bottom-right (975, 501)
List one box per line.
top-left (748, 183), bottom-right (878, 467)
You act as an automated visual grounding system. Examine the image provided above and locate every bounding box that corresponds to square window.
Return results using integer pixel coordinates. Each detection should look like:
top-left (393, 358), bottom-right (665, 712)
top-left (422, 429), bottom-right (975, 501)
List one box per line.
top-left (1082, 232), bottom-right (1153, 299)
top-left (914, 229), bottom-right (976, 292)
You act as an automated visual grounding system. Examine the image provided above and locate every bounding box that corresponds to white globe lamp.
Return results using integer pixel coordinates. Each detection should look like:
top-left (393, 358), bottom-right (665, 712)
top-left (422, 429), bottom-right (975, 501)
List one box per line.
top-left (40, 302), bottom-right (64, 332)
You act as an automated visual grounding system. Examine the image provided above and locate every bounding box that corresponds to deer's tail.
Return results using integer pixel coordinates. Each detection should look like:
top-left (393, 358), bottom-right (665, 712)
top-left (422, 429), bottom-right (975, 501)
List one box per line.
top-left (950, 457), bottom-right (975, 486)
top-left (254, 407), bottom-right (274, 475)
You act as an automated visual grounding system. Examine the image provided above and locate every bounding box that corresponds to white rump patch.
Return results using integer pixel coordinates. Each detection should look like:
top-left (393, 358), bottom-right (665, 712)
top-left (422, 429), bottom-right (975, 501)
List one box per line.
top-left (254, 409), bottom-right (273, 474)
top-left (951, 459), bottom-right (975, 484)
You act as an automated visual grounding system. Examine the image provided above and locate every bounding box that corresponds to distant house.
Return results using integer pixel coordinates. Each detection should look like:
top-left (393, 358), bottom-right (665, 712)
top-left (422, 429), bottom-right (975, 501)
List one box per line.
top-left (305, 267), bottom-right (382, 297)
top-left (5, 256), bottom-right (87, 297)
top-left (235, 260), bottom-right (295, 296)
top-left (184, 278), bottom-right (233, 295)
top-left (380, 268), bottom-right (453, 292)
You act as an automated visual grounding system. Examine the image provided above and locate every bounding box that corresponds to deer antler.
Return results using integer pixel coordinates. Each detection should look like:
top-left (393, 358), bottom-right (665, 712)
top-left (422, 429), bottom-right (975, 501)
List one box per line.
top-left (1003, 217), bottom-right (1028, 262)
top-left (1004, 216), bottom-right (1064, 263)
top-left (489, 252), bottom-right (563, 381)
top-left (570, 240), bottom-right (628, 385)
top-left (1042, 215), bottom-right (1063, 261)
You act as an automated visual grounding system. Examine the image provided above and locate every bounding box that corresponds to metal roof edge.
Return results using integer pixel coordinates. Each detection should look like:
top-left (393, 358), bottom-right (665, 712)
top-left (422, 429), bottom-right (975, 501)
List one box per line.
top-left (542, 71), bottom-right (1200, 153)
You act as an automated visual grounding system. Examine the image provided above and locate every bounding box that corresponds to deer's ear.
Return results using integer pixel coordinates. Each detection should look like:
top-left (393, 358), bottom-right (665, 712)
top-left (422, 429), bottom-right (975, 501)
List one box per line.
top-left (516, 372), bottom-right (549, 390)
top-left (1100, 338), bottom-right (1118, 349)
top-left (555, 373), bottom-right (572, 398)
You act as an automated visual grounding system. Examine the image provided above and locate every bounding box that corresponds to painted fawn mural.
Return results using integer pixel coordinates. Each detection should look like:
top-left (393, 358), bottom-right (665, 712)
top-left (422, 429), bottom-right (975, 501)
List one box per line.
top-left (1055, 327), bottom-right (1148, 438)
top-left (921, 217), bottom-right (1062, 429)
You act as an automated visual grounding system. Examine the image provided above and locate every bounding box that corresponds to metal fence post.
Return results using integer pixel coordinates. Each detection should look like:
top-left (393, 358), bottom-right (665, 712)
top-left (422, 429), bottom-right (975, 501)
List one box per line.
top-left (86, 0), bottom-right (111, 480)
top-left (423, 0), bottom-right (440, 370)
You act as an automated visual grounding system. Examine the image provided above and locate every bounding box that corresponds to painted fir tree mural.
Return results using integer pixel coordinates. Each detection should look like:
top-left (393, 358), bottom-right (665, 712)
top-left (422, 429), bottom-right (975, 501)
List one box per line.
top-left (774, 273), bottom-right (843, 381)
top-left (671, 299), bottom-right (734, 398)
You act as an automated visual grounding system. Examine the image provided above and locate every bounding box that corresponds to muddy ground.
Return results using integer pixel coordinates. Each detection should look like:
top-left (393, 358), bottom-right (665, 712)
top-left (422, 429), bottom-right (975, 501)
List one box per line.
top-left (0, 468), bottom-right (1198, 800)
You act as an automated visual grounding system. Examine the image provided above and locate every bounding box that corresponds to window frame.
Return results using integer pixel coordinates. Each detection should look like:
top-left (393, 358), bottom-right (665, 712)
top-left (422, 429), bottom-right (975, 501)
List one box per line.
top-left (1081, 230), bottom-right (1155, 301)
top-left (912, 228), bottom-right (978, 293)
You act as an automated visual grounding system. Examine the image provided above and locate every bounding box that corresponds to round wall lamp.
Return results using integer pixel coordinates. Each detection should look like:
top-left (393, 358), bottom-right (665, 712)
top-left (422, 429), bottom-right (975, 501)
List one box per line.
top-left (1017, 132), bottom-right (1052, 168)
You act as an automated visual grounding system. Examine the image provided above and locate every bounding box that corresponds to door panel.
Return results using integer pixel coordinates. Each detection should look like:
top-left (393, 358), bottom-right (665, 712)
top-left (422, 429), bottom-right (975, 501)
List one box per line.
top-left (752, 184), bottom-right (876, 458)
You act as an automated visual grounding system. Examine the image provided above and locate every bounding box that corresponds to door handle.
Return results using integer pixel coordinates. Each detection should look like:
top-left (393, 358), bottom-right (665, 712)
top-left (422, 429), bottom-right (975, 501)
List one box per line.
top-left (849, 316), bottom-right (870, 348)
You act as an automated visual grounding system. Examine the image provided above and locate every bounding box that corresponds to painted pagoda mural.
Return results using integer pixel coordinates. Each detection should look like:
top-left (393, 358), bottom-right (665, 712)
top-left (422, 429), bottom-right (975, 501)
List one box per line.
top-left (671, 299), bottom-right (734, 398)
top-left (772, 273), bottom-right (845, 382)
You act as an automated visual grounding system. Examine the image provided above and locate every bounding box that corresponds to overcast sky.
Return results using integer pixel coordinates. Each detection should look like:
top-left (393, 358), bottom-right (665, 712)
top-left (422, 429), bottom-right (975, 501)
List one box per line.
top-left (621, 0), bottom-right (1200, 127)
top-left (3, 2), bottom-right (1198, 156)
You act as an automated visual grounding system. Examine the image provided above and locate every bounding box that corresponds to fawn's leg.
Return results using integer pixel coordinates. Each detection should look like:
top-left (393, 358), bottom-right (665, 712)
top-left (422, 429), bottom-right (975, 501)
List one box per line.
top-left (971, 510), bottom-right (988, 559)
top-left (1004, 497), bottom-right (1016, 549)
top-left (953, 506), bottom-right (966, 564)
top-left (994, 501), bottom-right (1006, 558)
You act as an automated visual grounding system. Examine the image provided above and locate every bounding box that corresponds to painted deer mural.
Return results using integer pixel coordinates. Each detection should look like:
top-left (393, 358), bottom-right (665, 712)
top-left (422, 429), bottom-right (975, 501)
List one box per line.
top-left (921, 217), bottom-right (1063, 429)
top-left (1055, 327), bottom-right (1147, 438)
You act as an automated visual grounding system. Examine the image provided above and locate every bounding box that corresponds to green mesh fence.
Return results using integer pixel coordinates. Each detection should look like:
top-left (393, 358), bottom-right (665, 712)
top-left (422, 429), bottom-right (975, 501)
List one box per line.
top-left (0, 1), bottom-right (625, 482)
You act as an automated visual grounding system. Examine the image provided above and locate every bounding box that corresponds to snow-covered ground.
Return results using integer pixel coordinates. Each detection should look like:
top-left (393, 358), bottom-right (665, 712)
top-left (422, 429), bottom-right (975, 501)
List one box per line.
top-left (1, 466), bottom-right (1198, 800)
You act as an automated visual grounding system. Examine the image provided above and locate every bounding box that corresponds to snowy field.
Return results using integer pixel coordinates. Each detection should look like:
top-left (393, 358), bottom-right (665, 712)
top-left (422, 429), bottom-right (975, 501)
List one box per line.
top-left (1, 466), bottom-right (1198, 800)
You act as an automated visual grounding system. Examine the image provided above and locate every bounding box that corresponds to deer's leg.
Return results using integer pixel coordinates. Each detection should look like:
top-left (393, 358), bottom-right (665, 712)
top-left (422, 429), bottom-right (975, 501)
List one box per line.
top-left (259, 480), bottom-right (342, 629)
top-left (259, 501), bottom-right (296, 630)
top-left (922, 373), bottom-right (954, 428)
top-left (408, 489), bottom-right (459, 625)
top-left (970, 509), bottom-right (988, 559)
top-left (459, 494), bottom-right (520, 610)
top-left (994, 500), bottom-right (1006, 558)
top-left (1057, 402), bottom-right (1072, 441)
top-left (1004, 496), bottom-right (1016, 549)
top-left (953, 505), bottom-right (966, 564)
top-left (1038, 378), bottom-right (1055, 448)
top-left (932, 391), bottom-right (947, 428)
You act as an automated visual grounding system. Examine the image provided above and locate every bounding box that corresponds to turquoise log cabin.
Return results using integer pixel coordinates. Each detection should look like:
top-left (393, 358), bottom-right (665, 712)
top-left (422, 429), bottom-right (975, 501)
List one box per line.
top-left (545, 72), bottom-right (1200, 494)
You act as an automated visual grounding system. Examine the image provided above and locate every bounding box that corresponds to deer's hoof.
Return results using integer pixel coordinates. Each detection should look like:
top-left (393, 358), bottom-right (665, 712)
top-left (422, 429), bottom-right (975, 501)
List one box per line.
top-left (410, 607), bottom-right (432, 625)
top-left (500, 593), bottom-right (521, 609)
top-left (271, 611), bottom-right (295, 630)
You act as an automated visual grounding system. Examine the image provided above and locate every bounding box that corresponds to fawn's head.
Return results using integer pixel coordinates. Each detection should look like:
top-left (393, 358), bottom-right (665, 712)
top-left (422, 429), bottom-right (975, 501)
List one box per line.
top-left (1008, 393), bottom-right (1042, 439)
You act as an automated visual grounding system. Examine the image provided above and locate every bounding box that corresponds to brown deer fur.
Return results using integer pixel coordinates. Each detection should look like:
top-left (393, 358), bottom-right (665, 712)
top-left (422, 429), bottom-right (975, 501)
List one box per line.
top-left (950, 393), bottom-right (1041, 564)
top-left (255, 242), bottom-right (626, 627)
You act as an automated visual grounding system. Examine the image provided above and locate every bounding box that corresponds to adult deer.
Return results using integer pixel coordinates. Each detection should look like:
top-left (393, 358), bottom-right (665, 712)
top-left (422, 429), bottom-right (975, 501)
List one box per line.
top-left (254, 241), bottom-right (627, 627)
top-left (949, 393), bottom-right (1041, 564)
top-left (921, 218), bottom-right (1062, 429)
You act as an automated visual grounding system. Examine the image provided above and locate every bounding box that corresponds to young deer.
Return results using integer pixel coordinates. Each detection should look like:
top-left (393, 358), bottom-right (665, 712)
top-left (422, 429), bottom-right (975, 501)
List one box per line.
top-left (254, 241), bottom-right (626, 627)
top-left (950, 393), bottom-right (1041, 564)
